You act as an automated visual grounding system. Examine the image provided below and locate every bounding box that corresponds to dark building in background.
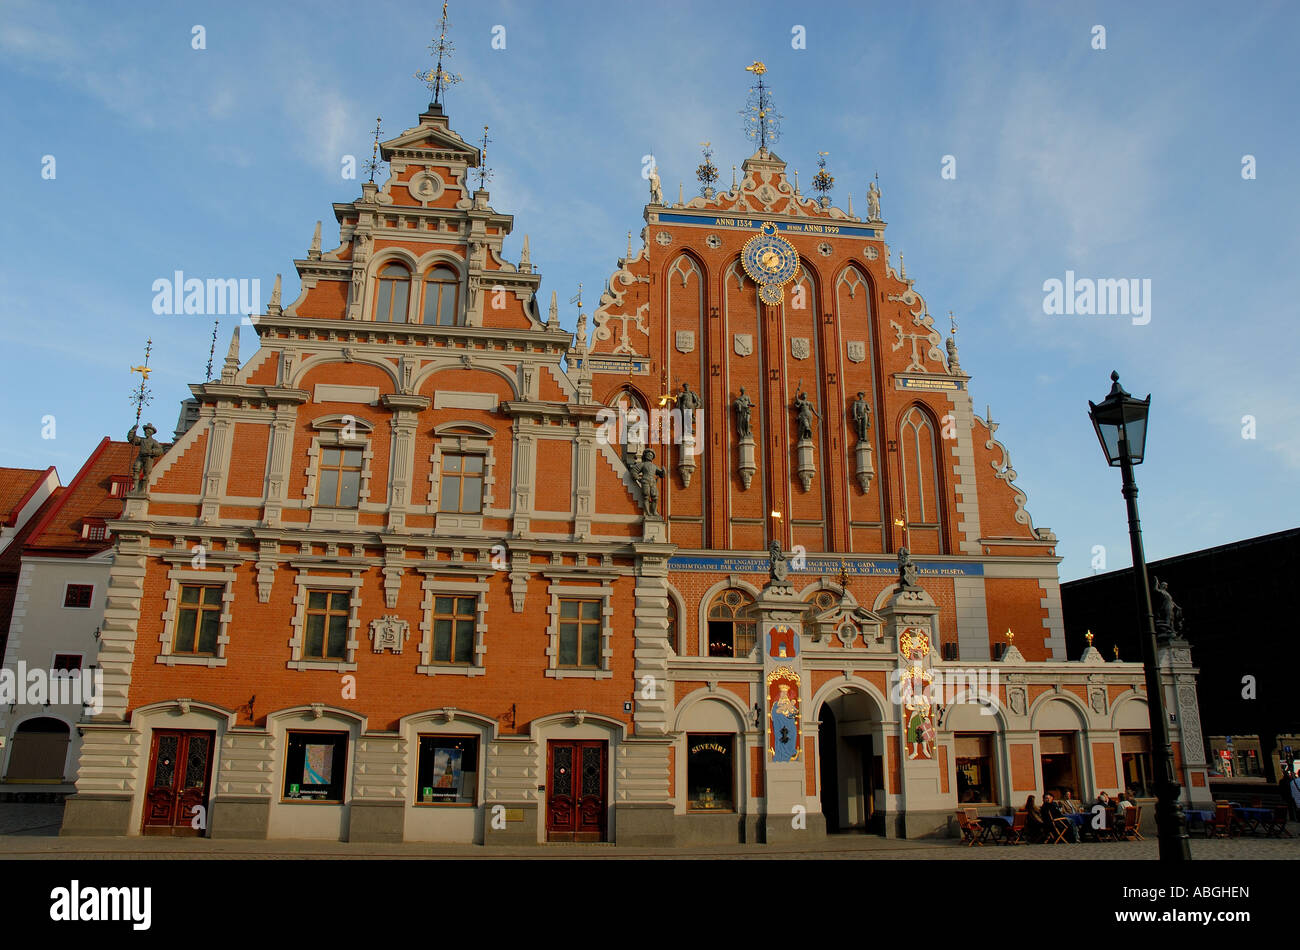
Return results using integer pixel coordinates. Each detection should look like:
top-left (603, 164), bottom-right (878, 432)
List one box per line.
top-left (1061, 528), bottom-right (1300, 782)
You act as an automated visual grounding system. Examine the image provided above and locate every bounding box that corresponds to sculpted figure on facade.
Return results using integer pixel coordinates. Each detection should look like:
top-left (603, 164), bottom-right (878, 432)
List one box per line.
top-left (850, 391), bottom-right (871, 443)
top-left (792, 391), bottom-right (819, 442)
top-left (867, 179), bottom-right (882, 222)
top-left (1153, 577), bottom-right (1185, 639)
top-left (648, 165), bottom-right (663, 205)
top-left (897, 545), bottom-right (920, 589)
top-left (675, 382), bottom-right (702, 437)
top-left (733, 387), bottom-right (754, 439)
top-left (628, 448), bottom-right (666, 517)
top-left (127, 423), bottom-right (166, 491)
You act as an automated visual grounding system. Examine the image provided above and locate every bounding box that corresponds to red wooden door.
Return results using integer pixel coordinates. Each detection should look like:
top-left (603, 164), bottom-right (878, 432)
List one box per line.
top-left (546, 740), bottom-right (607, 842)
top-left (142, 730), bottom-right (214, 836)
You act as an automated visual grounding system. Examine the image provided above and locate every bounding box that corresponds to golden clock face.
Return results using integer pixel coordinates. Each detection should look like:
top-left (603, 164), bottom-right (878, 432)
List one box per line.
top-left (742, 225), bottom-right (799, 303)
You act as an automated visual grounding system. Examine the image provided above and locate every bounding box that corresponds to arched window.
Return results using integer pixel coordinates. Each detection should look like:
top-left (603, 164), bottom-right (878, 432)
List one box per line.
top-left (374, 263), bottom-right (410, 322)
top-left (610, 388), bottom-right (650, 461)
top-left (706, 589), bottom-right (757, 658)
top-left (422, 266), bottom-right (461, 326)
top-left (899, 407), bottom-right (942, 525)
top-left (666, 597), bottom-right (679, 653)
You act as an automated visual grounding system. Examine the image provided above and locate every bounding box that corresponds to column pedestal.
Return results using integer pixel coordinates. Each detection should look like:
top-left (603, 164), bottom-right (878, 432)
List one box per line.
top-left (738, 435), bottom-right (756, 490)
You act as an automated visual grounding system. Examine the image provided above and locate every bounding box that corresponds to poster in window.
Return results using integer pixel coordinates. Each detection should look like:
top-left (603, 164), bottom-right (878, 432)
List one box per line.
top-left (304, 743), bottom-right (334, 786)
top-left (430, 747), bottom-right (463, 801)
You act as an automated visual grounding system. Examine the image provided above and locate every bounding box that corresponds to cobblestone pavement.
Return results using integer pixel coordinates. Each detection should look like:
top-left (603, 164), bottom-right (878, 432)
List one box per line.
top-left (2, 802), bottom-right (1295, 859)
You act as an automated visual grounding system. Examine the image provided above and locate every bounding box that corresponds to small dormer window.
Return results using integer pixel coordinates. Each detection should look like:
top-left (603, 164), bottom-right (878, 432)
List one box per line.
top-left (422, 266), bottom-right (461, 326)
top-left (375, 263), bottom-right (411, 322)
top-left (82, 519), bottom-right (108, 541)
top-left (109, 475), bottom-right (133, 497)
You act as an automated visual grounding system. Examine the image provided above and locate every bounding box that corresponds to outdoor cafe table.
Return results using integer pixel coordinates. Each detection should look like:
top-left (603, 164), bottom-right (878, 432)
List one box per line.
top-left (1232, 805), bottom-right (1272, 835)
top-left (1184, 808), bottom-right (1214, 835)
top-left (980, 814), bottom-right (1016, 843)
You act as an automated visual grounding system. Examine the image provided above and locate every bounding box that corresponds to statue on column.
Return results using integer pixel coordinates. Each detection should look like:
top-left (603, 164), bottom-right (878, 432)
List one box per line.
top-left (867, 179), bottom-right (882, 222)
top-left (733, 387), bottom-right (753, 439)
top-left (897, 545), bottom-right (919, 589)
top-left (674, 382), bottom-right (702, 437)
top-left (629, 448), bottom-right (666, 517)
top-left (792, 390), bottom-right (819, 441)
top-left (767, 539), bottom-right (789, 585)
top-left (648, 165), bottom-right (663, 205)
top-left (127, 423), bottom-right (166, 492)
top-left (1153, 576), bottom-right (1185, 639)
top-left (850, 391), bottom-right (871, 443)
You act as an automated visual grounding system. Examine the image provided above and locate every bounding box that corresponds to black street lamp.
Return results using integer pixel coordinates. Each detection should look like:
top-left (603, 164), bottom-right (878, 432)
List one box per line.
top-left (1088, 371), bottom-right (1191, 862)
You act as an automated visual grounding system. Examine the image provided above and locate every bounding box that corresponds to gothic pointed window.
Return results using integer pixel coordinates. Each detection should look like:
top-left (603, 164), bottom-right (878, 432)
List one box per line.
top-left (898, 406), bottom-right (945, 547)
top-left (374, 262), bottom-right (411, 322)
top-left (422, 266), bottom-right (461, 326)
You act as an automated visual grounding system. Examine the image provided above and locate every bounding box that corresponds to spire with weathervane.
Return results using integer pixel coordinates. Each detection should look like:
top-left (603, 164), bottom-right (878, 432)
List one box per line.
top-left (476, 125), bottom-right (493, 190)
top-left (363, 117), bottom-right (385, 183)
top-left (811, 151), bottom-right (834, 208)
top-left (696, 141), bottom-right (719, 198)
top-left (414, 1), bottom-right (463, 111)
top-left (129, 338), bottom-right (154, 426)
top-left (741, 61), bottom-right (782, 152)
top-left (946, 311), bottom-right (963, 374)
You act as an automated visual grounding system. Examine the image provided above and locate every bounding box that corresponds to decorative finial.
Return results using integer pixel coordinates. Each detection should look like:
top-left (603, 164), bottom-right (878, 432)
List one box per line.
top-left (811, 151), bottom-right (834, 206)
top-left (899, 253), bottom-right (906, 280)
top-left (569, 282), bottom-right (583, 313)
top-left (1113, 644), bottom-right (1120, 660)
top-left (205, 319), bottom-right (219, 382)
top-left (1085, 630), bottom-right (1094, 646)
top-left (837, 558), bottom-right (849, 589)
top-left (221, 326), bottom-right (240, 384)
top-left (309, 220), bottom-right (322, 259)
top-left (548, 290), bottom-right (558, 328)
top-left (362, 117), bottom-right (385, 183)
top-left (696, 141), bottom-right (719, 197)
top-left (741, 60), bottom-right (782, 149)
top-left (677, 181), bottom-right (684, 206)
top-left (626, 230), bottom-right (633, 261)
top-left (268, 274), bottom-right (282, 314)
top-left (414, 1), bottom-right (462, 107)
top-left (520, 234), bottom-right (530, 271)
top-left (847, 192), bottom-right (854, 217)
top-left (945, 310), bottom-right (962, 373)
top-left (476, 124), bottom-right (493, 190)
top-left (793, 169), bottom-right (799, 193)
top-left (731, 164), bottom-right (738, 191)
top-left (1006, 628), bottom-right (1015, 643)
top-left (128, 338), bottom-right (154, 426)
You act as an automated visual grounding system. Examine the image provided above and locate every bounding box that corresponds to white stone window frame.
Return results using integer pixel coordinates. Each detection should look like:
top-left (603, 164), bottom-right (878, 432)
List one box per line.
top-left (544, 581), bottom-right (615, 680)
top-left (303, 415), bottom-right (376, 511)
top-left (416, 577), bottom-right (489, 678)
top-left (288, 573), bottom-right (363, 672)
top-left (428, 425), bottom-right (497, 533)
top-left (157, 567), bottom-right (236, 668)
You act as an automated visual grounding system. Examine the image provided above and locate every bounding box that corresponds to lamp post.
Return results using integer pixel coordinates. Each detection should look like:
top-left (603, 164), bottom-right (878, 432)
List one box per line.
top-left (1088, 371), bottom-right (1190, 862)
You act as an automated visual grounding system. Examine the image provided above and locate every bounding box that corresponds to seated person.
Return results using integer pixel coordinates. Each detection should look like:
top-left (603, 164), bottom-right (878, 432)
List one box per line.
top-left (1059, 789), bottom-right (1079, 814)
top-left (1042, 792), bottom-right (1079, 842)
top-left (1115, 792), bottom-right (1134, 811)
top-left (1096, 791), bottom-right (1113, 809)
top-left (1024, 794), bottom-right (1045, 842)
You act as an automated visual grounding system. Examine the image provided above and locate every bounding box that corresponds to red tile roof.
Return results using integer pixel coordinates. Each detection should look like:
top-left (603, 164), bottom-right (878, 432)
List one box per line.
top-left (0, 466), bottom-right (55, 526)
top-left (25, 439), bottom-right (133, 557)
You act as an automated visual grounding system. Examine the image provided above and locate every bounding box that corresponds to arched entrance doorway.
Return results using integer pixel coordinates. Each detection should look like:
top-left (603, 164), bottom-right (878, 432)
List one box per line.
top-left (4, 717), bottom-right (71, 782)
top-left (817, 689), bottom-right (883, 834)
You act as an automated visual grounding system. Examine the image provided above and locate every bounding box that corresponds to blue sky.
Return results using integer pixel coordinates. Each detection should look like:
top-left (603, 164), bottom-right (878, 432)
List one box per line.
top-left (1, 0), bottom-right (1296, 580)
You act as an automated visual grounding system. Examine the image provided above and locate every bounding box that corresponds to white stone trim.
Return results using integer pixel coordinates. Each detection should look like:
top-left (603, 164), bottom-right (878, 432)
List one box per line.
top-left (416, 577), bottom-right (490, 677)
top-left (544, 581), bottom-right (614, 679)
top-left (288, 573), bottom-right (362, 672)
top-left (156, 567), bottom-right (236, 667)
top-left (428, 430), bottom-right (497, 532)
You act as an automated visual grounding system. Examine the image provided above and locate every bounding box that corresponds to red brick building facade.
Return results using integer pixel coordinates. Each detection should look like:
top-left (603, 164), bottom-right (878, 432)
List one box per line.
top-left (61, 99), bottom-right (1210, 844)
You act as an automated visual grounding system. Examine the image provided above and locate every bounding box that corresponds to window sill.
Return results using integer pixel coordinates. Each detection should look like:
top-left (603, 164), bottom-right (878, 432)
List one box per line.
top-left (545, 668), bottom-right (613, 680)
top-left (416, 664), bottom-right (485, 677)
top-left (278, 798), bottom-right (345, 805)
top-left (288, 660), bottom-right (358, 672)
top-left (156, 655), bottom-right (228, 668)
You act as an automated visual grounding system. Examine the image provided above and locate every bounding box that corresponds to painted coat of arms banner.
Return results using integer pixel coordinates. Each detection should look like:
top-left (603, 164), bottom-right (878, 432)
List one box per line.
top-left (767, 665), bottom-right (801, 762)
